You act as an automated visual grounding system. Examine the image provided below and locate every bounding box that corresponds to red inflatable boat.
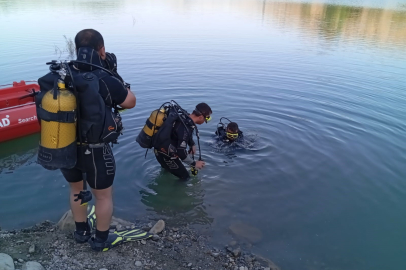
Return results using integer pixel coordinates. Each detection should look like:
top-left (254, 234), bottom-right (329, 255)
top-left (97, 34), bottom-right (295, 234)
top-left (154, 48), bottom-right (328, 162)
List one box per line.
top-left (0, 81), bottom-right (40, 143)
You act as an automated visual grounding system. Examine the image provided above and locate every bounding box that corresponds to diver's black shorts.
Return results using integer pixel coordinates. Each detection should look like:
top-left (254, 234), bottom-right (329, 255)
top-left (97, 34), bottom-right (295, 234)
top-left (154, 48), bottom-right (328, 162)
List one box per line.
top-left (61, 144), bottom-right (116, 190)
top-left (154, 150), bottom-right (190, 181)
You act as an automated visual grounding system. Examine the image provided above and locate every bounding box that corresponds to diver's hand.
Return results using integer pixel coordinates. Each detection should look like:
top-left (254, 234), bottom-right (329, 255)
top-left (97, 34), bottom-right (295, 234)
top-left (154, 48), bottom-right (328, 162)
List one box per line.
top-left (189, 145), bottom-right (197, 155)
top-left (195, 160), bottom-right (205, 170)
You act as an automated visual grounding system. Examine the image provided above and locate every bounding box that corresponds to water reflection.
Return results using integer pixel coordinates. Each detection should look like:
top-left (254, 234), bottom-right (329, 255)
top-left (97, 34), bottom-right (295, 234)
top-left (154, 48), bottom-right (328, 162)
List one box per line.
top-left (257, 1), bottom-right (406, 49)
top-left (140, 171), bottom-right (213, 226)
top-left (0, 0), bottom-right (126, 15)
top-left (0, 134), bottom-right (39, 174)
top-left (0, 0), bottom-right (406, 49)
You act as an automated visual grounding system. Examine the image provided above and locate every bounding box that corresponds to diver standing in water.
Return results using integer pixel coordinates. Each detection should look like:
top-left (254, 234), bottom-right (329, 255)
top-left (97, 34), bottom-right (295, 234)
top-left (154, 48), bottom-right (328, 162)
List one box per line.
top-left (36, 29), bottom-right (151, 251)
top-left (216, 118), bottom-right (243, 143)
top-left (137, 102), bottom-right (212, 180)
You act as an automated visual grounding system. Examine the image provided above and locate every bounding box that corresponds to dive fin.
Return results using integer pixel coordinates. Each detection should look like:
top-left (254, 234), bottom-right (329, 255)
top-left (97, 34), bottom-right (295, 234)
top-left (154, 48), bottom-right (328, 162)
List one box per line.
top-left (87, 205), bottom-right (96, 231)
top-left (114, 228), bottom-right (152, 242)
top-left (86, 205), bottom-right (151, 242)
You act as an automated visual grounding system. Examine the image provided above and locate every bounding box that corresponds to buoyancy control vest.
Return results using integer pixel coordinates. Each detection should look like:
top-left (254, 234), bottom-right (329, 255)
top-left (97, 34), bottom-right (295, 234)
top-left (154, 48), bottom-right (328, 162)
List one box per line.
top-left (136, 101), bottom-right (192, 152)
top-left (136, 104), bottom-right (179, 149)
top-left (36, 48), bottom-right (123, 170)
top-left (73, 47), bottom-right (124, 144)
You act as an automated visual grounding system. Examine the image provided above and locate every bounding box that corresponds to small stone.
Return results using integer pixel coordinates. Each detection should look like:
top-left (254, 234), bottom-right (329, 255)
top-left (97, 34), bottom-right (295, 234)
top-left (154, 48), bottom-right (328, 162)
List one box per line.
top-left (152, 235), bottom-right (160, 241)
top-left (26, 255), bottom-right (30, 258)
top-left (29, 244), bottom-right (35, 254)
top-left (187, 263), bottom-right (192, 267)
top-left (149, 220), bottom-right (165, 235)
top-left (17, 240), bottom-right (24, 244)
top-left (173, 227), bottom-right (179, 232)
top-left (99, 268), bottom-right (108, 270)
top-left (18, 259), bottom-right (24, 263)
top-left (135, 261), bottom-right (142, 267)
top-left (232, 248), bottom-right (241, 257)
top-left (211, 252), bottom-right (220, 257)
top-left (264, 268), bottom-right (271, 270)
top-left (166, 236), bottom-right (174, 242)
top-left (141, 240), bottom-right (147, 245)
top-left (244, 255), bottom-right (252, 263)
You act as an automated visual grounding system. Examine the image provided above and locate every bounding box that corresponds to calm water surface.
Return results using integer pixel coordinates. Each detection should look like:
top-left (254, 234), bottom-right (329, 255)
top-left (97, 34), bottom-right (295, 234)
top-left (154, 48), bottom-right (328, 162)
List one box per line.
top-left (1, 0), bottom-right (406, 269)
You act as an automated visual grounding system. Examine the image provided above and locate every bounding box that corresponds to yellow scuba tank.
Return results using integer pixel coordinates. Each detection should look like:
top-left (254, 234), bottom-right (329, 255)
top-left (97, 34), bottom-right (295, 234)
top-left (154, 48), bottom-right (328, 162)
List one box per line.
top-left (40, 80), bottom-right (76, 148)
top-left (136, 108), bottom-right (166, 148)
top-left (37, 79), bottom-right (78, 170)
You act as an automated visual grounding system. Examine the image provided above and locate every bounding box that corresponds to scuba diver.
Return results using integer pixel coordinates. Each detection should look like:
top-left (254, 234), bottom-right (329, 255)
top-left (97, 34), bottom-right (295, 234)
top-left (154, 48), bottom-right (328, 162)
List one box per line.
top-left (36, 29), bottom-right (150, 252)
top-left (216, 118), bottom-right (243, 143)
top-left (136, 102), bottom-right (212, 181)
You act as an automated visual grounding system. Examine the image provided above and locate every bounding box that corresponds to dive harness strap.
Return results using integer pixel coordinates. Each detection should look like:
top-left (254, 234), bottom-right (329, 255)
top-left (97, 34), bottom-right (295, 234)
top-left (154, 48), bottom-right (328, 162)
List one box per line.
top-left (37, 107), bottom-right (76, 123)
top-left (145, 119), bottom-right (159, 131)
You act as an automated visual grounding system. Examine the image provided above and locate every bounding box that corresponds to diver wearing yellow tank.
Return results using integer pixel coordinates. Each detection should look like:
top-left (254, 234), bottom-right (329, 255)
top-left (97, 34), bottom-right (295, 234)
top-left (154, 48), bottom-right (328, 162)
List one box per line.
top-left (38, 29), bottom-right (137, 252)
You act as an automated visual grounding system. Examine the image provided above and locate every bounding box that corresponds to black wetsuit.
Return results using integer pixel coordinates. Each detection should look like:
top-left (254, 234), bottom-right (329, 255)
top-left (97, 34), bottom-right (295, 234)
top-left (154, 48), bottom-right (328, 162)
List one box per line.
top-left (215, 126), bottom-right (243, 143)
top-left (154, 118), bottom-right (196, 180)
top-left (61, 50), bottom-right (128, 190)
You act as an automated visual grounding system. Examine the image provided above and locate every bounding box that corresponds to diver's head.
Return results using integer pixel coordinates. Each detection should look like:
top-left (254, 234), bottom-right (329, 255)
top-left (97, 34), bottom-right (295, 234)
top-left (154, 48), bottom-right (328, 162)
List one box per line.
top-left (190, 103), bottom-right (212, 125)
top-left (75, 29), bottom-right (106, 60)
top-left (226, 122), bottom-right (239, 141)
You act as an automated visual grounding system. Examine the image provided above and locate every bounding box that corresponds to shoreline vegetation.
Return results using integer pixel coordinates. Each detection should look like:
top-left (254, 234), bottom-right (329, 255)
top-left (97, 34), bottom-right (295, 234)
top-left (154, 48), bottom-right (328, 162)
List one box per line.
top-left (0, 209), bottom-right (279, 270)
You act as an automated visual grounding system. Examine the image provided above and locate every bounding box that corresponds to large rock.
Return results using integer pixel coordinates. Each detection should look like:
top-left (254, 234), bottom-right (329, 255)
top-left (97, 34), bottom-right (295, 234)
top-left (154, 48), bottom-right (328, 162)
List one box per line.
top-left (110, 217), bottom-right (132, 227)
top-left (255, 255), bottom-right (280, 270)
top-left (0, 253), bottom-right (14, 270)
top-left (149, 220), bottom-right (165, 234)
top-left (57, 207), bottom-right (133, 232)
top-left (229, 223), bottom-right (263, 243)
top-left (57, 210), bottom-right (75, 232)
top-left (21, 261), bottom-right (45, 270)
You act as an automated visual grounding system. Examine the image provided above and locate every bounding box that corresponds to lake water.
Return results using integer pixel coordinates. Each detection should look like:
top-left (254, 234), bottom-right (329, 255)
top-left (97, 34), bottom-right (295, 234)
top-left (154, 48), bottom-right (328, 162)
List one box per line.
top-left (1, 0), bottom-right (406, 269)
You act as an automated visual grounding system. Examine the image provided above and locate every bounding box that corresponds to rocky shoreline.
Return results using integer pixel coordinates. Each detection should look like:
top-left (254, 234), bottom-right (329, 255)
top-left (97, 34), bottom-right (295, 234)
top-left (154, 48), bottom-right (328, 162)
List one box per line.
top-left (0, 212), bottom-right (279, 270)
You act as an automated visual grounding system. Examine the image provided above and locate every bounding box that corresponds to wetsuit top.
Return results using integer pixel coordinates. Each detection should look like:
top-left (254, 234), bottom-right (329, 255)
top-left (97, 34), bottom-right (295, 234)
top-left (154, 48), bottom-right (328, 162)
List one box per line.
top-left (170, 118), bottom-right (196, 164)
top-left (216, 126), bottom-right (243, 142)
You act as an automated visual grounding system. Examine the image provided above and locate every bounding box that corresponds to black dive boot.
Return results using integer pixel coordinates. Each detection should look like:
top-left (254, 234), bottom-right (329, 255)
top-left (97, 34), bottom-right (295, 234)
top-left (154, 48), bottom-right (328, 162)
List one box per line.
top-left (88, 234), bottom-right (125, 252)
top-left (73, 229), bottom-right (92, 243)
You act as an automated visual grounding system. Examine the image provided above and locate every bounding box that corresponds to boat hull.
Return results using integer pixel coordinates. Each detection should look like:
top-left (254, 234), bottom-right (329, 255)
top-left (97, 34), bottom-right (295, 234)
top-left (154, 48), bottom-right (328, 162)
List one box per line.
top-left (0, 81), bottom-right (40, 143)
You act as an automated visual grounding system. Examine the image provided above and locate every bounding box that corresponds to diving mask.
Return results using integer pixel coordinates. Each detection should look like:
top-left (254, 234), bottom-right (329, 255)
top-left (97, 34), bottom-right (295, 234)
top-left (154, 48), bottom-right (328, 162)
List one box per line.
top-left (226, 132), bottom-right (238, 140)
top-left (195, 107), bottom-right (211, 123)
